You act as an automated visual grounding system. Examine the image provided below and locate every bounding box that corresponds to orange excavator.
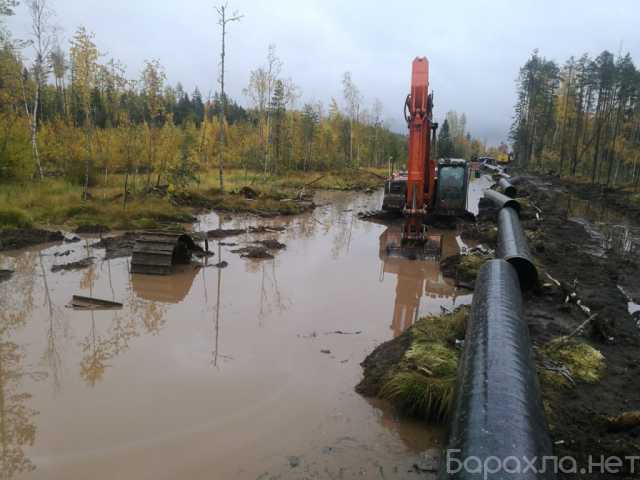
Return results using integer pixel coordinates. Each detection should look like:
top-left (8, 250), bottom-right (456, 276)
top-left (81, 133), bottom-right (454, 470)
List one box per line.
top-left (382, 57), bottom-right (469, 244)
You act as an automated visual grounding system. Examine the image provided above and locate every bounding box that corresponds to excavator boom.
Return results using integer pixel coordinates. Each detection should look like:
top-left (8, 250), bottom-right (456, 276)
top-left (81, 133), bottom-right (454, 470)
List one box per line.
top-left (406, 57), bottom-right (433, 214)
top-left (381, 56), bottom-right (470, 247)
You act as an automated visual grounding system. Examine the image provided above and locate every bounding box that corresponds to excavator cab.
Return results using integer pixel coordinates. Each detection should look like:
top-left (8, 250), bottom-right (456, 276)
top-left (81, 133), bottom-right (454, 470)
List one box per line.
top-left (433, 159), bottom-right (469, 215)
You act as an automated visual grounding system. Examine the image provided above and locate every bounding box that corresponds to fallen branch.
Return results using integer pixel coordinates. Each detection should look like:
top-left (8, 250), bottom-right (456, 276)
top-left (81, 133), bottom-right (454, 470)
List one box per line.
top-left (296, 175), bottom-right (327, 199)
top-left (546, 272), bottom-right (561, 287)
top-left (542, 359), bottom-right (576, 385)
top-left (561, 313), bottom-right (598, 343)
top-left (530, 201), bottom-right (543, 214)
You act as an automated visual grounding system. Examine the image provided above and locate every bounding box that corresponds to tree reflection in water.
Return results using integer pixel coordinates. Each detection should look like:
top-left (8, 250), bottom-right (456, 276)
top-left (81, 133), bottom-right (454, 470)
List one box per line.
top-left (0, 252), bottom-right (46, 479)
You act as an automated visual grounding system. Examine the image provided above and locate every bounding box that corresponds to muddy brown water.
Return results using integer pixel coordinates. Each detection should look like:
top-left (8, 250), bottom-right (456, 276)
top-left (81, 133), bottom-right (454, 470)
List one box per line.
top-left (0, 178), bottom-right (490, 480)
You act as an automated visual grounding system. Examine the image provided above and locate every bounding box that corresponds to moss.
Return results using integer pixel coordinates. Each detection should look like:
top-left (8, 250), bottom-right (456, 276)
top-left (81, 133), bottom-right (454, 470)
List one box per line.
top-left (540, 338), bottom-right (605, 388)
top-left (378, 307), bottom-right (469, 422)
top-left (0, 207), bottom-right (33, 229)
top-left (380, 372), bottom-right (455, 420)
top-left (64, 204), bottom-right (100, 217)
top-left (458, 254), bottom-right (489, 282)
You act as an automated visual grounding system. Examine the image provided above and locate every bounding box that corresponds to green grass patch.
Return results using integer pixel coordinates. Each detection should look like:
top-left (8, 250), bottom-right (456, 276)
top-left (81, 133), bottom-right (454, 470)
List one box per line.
top-left (0, 207), bottom-right (33, 229)
top-left (539, 338), bottom-right (605, 389)
top-left (458, 254), bottom-right (489, 281)
top-left (380, 307), bottom-right (468, 422)
top-left (0, 167), bottom-right (382, 229)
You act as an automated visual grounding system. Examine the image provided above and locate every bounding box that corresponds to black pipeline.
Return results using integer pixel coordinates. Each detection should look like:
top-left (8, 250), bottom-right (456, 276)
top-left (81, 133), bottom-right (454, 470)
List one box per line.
top-left (497, 207), bottom-right (538, 290)
top-left (443, 260), bottom-right (554, 479)
top-left (498, 177), bottom-right (517, 198)
top-left (484, 189), bottom-right (520, 215)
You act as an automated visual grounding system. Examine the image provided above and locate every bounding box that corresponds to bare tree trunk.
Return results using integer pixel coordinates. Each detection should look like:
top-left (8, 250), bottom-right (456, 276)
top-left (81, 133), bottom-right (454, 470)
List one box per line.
top-left (219, 26), bottom-right (226, 192)
top-left (123, 170), bottom-right (129, 210)
top-left (215, 5), bottom-right (241, 191)
top-left (558, 64), bottom-right (573, 175)
top-left (31, 83), bottom-right (44, 179)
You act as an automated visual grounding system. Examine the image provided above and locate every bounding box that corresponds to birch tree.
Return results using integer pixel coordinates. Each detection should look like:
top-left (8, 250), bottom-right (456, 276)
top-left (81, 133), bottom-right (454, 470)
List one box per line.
top-left (140, 58), bottom-right (166, 186)
top-left (69, 26), bottom-right (98, 198)
top-left (26, 0), bottom-right (55, 179)
top-left (342, 71), bottom-right (361, 167)
top-left (215, 2), bottom-right (242, 191)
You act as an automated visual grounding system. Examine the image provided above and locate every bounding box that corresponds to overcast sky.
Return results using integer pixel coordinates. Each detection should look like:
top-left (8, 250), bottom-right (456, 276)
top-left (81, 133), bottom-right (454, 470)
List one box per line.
top-left (7, 0), bottom-right (639, 145)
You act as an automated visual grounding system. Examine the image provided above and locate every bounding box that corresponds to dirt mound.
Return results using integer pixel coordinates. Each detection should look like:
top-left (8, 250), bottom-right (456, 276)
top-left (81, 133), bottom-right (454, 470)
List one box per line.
top-left (0, 269), bottom-right (13, 283)
top-left (239, 186), bottom-right (258, 199)
top-left (0, 228), bottom-right (64, 251)
top-left (51, 257), bottom-right (94, 272)
top-left (356, 328), bottom-right (413, 397)
top-left (75, 224), bottom-right (110, 234)
top-left (357, 308), bottom-right (468, 422)
top-left (254, 239), bottom-right (286, 250)
top-left (440, 253), bottom-right (491, 289)
top-left (231, 245), bottom-right (274, 259)
top-left (207, 225), bottom-right (286, 239)
top-left (207, 228), bottom-right (245, 238)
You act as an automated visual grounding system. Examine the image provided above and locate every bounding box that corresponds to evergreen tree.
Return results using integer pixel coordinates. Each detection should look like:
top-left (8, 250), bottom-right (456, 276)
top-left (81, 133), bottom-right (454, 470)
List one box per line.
top-left (438, 119), bottom-right (454, 158)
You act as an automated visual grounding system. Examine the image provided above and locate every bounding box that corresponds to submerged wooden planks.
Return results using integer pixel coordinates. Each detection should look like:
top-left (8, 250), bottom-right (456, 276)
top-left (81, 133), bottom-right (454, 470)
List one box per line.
top-left (131, 231), bottom-right (199, 275)
top-left (70, 295), bottom-right (123, 310)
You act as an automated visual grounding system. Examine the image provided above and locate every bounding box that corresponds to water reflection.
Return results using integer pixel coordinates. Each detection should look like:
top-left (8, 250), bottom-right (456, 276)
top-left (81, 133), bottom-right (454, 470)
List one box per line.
top-left (0, 253), bottom-right (45, 479)
top-left (0, 338), bottom-right (40, 479)
top-left (379, 225), bottom-right (462, 337)
top-left (1, 189), bottom-right (469, 479)
top-left (131, 265), bottom-right (200, 304)
top-left (257, 260), bottom-right (289, 325)
top-left (79, 311), bottom-right (140, 386)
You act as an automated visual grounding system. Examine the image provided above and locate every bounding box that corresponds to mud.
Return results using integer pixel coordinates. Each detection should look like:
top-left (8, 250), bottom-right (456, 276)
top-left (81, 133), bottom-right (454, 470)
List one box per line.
top-left (0, 228), bottom-right (64, 251)
top-left (355, 327), bottom-right (413, 397)
top-left (74, 224), bottom-right (110, 234)
top-left (253, 239), bottom-right (286, 250)
top-left (206, 227), bottom-right (245, 238)
top-left (230, 245), bottom-right (275, 259)
top-left (92, 232), bottom-right (138, 259)
top-left (540, 173), bottom-right (640, 223)
top-left (206, 225), bottom-right (286, 239)
top-left (50, 256), bottom-right (95, 272)
top-left (473, 174), bottom-right (640, 477)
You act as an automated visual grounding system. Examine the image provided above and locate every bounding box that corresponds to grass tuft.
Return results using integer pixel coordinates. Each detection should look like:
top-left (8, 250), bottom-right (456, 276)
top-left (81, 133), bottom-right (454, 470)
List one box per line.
top-left (0, 207), bottom-right (33, 229)
top-left (379, 307), bottom-right (469, 422)
top-left (540, 338), bottom-right (605, 388)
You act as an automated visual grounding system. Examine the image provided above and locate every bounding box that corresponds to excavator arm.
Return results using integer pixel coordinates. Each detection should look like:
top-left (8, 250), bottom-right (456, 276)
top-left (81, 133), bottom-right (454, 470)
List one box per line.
top-left (381, 56), bottom-right (469, 248)
top-left (404, 57), bottom-right (436, 241)
top-left (405, 57), bottom-right (433, 212)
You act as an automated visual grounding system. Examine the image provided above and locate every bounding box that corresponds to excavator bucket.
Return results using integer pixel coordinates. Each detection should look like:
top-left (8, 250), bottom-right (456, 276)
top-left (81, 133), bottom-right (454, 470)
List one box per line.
top-left (383, 228), bottom-right (442, 260)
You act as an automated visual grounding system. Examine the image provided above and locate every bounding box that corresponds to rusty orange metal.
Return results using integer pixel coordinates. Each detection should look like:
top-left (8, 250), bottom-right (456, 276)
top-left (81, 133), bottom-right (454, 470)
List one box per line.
top-left (405, 57), bottom-right (433, 214)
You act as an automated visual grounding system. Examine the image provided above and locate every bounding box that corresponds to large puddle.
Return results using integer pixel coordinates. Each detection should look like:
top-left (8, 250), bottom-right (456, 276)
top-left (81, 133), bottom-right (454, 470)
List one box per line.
top-left (0, 177), bottom-right (489, 480)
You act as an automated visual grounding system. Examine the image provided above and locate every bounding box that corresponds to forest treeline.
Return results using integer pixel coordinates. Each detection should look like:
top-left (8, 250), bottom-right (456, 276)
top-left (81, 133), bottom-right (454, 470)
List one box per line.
top-left (511, 50), bottom-right (640, 186)
top-left (0, 1), bottom-right (407, 191)
top-left (437, 110), bottom-right (505, 161)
